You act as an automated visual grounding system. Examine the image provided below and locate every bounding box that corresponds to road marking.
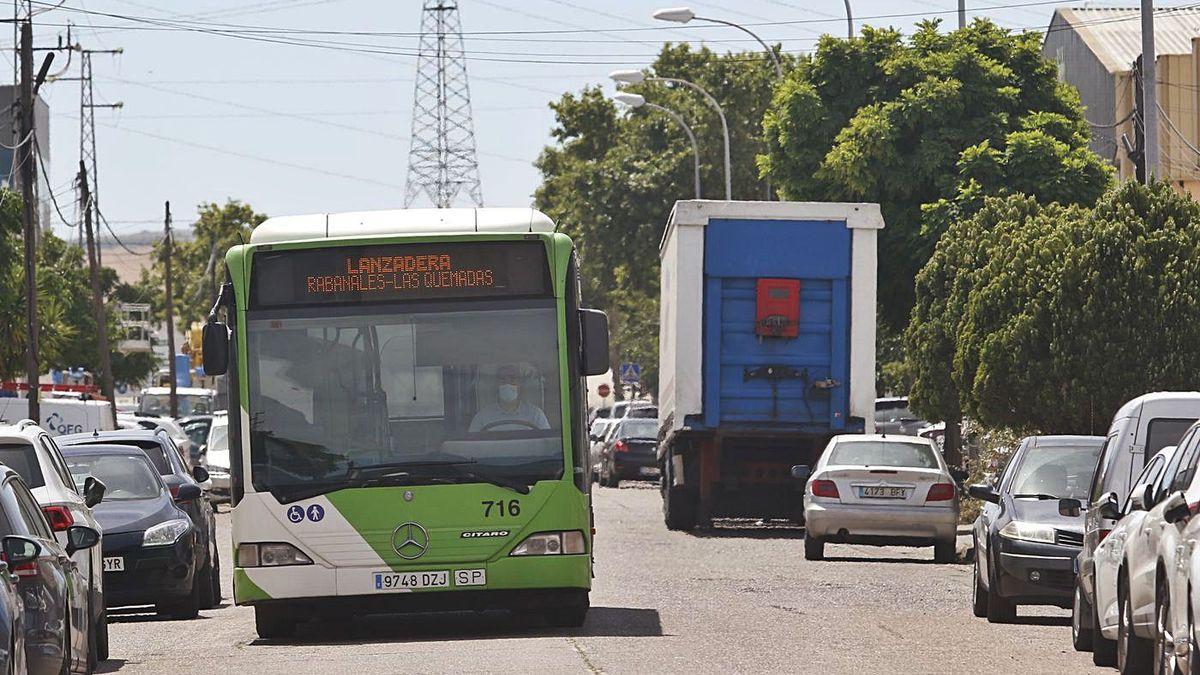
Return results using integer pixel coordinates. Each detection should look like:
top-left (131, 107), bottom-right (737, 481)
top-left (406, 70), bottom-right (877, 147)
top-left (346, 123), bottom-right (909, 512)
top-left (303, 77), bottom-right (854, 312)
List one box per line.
top-left (568, 637), bottom-right (603, 674)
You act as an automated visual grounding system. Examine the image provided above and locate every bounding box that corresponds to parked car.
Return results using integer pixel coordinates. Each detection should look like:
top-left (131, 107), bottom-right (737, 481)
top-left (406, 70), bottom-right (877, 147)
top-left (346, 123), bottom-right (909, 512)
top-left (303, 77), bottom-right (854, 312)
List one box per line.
top-left (59, 444), bottom-right (206, 619)
top-left (1074, 392), bottom-right (1200, 666)
top-left (625, 405), bottom-right (658, 420)
top-left (58, 429), bottom-right (221, 610)
top-left (116, 414), bottom-right (195, 466)
top-left (1169, 500), bottom-right (1200, 675)
top-left (1141, 421), bottom-right (1200, 674)
top-left (200, 412), bottom-right (230, 502)
top-left (0, 465), bottom-right (99, 674)
top-left (801, 434), bottom-right (963, 562)
top-left (1087, 443), bottom-right (1180, 666)
top-left (136, 387), bottom-right (216, 418)
top-left (873, 397), bottom-right (930, 436)
top-left (178, 414), bottom-right (214, 467)
top-left (0, 552), bottom-right (25, 675)
top-left (970, 435), bottom-right (1105, 623)
top-left (610, 400), bottom-right (654, 420)
top-left (598, 418), bottom-right (660, 487)
top-left (588, 417), bottom-right (616, 482)
top-left (0, 421), bottom-right (108, 665)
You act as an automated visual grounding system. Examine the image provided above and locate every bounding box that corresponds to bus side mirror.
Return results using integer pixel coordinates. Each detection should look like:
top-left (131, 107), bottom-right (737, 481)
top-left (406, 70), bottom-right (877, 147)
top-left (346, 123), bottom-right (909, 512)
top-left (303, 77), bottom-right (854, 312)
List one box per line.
top-left (580, 309), bottom-right (609, 377)
top-left (202, 321), bottom-right (230, 376)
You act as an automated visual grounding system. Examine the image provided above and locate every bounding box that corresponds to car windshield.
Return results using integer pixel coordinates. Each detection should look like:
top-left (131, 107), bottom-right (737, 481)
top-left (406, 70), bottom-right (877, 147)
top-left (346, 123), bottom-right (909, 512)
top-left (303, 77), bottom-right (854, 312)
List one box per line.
top-left (0, 443), bottom-right (44, 489)
top-left (625, 407), bottom-right (657, 419)
top-left (1007, 444), bottom-right (1103, 500)
top-left (183, 419), bottom-right (211, 448)
top-left (65, 455), bottom-right (162, 500)
top-left (246, 302), bottom-right (564, 501)
top-left (828, 440), bottom-right (939, 469)
top-left (138, 393), bottom-right (214, 416)
top-left (875, 401), bottom-right (915, 421)
top-left (619, 420), bottom-right (658, 439)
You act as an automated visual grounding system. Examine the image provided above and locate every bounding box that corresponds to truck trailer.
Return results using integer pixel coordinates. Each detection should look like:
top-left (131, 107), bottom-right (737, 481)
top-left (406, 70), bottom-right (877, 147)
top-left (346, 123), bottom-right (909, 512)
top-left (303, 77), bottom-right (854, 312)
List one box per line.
top-left (657, 200), bottom-right (881, 529)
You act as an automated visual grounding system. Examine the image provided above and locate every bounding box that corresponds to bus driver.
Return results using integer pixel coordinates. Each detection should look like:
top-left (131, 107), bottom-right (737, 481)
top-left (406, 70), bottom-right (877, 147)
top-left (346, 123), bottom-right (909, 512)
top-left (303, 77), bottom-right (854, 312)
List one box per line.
top-left (469, 365), bottom-right (550, 432)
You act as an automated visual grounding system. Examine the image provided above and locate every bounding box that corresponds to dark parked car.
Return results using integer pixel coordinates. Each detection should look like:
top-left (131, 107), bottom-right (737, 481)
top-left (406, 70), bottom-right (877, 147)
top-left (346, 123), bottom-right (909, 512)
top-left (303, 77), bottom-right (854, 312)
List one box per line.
top-left (0, 555), bottom-right (25, 675)
top-left (969, 435), bottom-right (1105, 623)
top-left (0, 466), bottom-right (100, 674)
top-left (598, 418), bottom-right (660, 487)
top-left (874, 397), bottom-right (929, 436)
top-left (59, 445), bottom-right (205, 619)
top-left (57, 430), bottom-right (221, 610)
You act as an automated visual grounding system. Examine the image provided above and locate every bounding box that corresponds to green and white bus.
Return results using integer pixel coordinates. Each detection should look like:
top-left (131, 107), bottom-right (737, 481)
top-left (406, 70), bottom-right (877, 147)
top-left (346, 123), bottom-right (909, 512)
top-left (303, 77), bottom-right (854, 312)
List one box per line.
top-left (201, 208), bottom-right (609, 638)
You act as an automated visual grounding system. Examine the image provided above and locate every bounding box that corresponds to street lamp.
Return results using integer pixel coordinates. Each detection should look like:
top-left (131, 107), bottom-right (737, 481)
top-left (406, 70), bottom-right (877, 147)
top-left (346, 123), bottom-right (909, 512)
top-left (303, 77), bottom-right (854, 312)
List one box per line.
top-left (610, 69), bottom-right (731, 200)
top-left (652, 7), bottom-right (783, 78)
top-left (844, 1), bottom-right (854, 39)
top-left (614, 92), bottom-right (702, 199)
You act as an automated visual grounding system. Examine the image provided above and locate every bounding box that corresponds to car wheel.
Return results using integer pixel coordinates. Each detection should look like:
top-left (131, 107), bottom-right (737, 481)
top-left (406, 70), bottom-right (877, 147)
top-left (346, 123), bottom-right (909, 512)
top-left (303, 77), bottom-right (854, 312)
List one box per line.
top-left (197, 556), bottom-right (217, 610)
top-left (986, 564), bottom-right (1016, 623)
top-left (1188, 604), bottom-right (1199, 675)
top-left (971, 549), bottom-right (988, 618)
top-left (1095, 588), bottom-right (1119, 667)
top-left (86, 600), bottom-right (98, 673)
top-left (804, 533), bottom-right (825, 561)
top-left (1155, 585), bottom-right (1174, 675)
top-left (1119, 575), bottom-right (1152, 674)
top-left (95, 608), bottom-right (108, 663)
top-left (255, 605), bottom-right (298, 639)
top-left (58, 613), bottom-right (70, 675)
top-left (1073, 582), bottom-right (1095, 651)
top-left (933, 539), bottom-right (955, 564)
top-left (160, 570), bottom-right (201, 620)
top-left (210, 547), bottom-right (223, 605)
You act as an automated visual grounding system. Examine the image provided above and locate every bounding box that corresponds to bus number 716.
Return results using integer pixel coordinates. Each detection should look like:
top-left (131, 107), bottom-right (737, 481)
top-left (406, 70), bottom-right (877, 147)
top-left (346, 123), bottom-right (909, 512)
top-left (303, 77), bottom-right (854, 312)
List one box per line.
top-left (482, 500), bottom-right (520, 518)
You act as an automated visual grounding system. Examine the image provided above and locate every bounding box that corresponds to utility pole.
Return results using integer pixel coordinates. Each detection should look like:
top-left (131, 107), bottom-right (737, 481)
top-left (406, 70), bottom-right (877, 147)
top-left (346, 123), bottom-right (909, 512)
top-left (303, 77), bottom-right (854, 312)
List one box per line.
top-left (958, 0), bottom-right (966, 29)
top-left (164, 201), bottom-right (178, 419)
top-left (76, 46), bottom-right (123, 263)
top-left (19, 19), bottom-right (38, 423)
top-left (1141, 0), bottom-right (1158, 182)
top-left (79, 161), bottom-right (116, 427)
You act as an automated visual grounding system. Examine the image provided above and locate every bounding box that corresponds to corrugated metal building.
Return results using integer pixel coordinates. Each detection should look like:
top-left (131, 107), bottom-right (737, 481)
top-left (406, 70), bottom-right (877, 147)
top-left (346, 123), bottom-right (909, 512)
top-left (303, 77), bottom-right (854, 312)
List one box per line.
top-left (1043, 6), bottom-right (1200, 192)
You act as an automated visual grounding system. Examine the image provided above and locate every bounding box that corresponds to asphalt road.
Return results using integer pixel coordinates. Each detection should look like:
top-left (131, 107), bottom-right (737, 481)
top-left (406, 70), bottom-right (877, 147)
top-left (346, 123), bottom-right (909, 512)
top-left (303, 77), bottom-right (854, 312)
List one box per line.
top-left (99, 484), bottom-right (1103, 674)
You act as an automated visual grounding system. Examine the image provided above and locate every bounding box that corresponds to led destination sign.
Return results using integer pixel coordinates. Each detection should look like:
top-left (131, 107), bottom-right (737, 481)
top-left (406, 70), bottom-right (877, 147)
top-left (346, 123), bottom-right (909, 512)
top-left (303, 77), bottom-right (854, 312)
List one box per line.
top-left (250, 241), bottom-right (549, 307)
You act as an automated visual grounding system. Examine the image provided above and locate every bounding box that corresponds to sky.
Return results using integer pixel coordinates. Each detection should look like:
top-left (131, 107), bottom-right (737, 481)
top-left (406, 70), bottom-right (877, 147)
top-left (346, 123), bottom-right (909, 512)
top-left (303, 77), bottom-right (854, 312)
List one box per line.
top-left (10, 0), bottom-right (1192, 239)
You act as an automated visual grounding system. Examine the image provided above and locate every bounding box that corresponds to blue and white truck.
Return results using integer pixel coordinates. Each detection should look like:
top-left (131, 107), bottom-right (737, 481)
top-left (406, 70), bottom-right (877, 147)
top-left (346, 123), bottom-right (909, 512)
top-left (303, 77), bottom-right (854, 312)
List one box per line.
top-left (657, 200), bottom-right (882, 529)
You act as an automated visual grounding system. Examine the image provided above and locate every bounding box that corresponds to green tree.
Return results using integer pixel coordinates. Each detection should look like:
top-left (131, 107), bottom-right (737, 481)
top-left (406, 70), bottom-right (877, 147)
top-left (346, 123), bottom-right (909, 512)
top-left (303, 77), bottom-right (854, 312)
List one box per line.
top-left (0, 187), bottom-right (158, 385)
top-left (536, 44), bottom-right (787, 394)
top-left (147, 199), bottom-right (266, 327)
top-left (761, 19), bottom-right (1107, 331)
top-left (908, 181), bottom-right (1200, 439)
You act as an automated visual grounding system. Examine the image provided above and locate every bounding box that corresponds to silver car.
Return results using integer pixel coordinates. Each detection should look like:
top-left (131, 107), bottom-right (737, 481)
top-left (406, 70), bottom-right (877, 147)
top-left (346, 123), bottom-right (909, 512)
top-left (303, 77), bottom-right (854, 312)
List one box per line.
top-left (801, 434), bottom-right (962, 563)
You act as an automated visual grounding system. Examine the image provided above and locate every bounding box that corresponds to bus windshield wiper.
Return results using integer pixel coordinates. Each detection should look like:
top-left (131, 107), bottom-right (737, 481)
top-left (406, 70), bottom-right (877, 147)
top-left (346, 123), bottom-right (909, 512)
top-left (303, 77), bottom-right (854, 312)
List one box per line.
top-left (437, 465), bottom-right (531, 495)
top-left (1012, 493), bottom-right (1059, 500)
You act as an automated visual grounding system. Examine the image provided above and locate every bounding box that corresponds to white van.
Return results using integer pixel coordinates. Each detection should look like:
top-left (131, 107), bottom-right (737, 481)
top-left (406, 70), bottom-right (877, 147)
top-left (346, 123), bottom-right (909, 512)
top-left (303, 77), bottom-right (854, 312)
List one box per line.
top-left (0, 397), bottom-right (116, 436)
top-left (1074, 391), bottom-right (1200, 659)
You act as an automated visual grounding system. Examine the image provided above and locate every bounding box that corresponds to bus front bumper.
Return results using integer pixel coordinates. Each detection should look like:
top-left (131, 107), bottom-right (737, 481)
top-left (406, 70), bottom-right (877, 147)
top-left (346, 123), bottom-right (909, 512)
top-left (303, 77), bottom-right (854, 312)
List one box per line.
top-left (234, 553), bottom-right (591, 606)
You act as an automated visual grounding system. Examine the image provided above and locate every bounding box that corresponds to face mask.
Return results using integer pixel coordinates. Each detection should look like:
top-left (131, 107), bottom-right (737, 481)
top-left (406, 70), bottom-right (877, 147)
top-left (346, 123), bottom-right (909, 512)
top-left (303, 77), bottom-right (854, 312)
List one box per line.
top-left (498, 384), bottom-right (519, 404)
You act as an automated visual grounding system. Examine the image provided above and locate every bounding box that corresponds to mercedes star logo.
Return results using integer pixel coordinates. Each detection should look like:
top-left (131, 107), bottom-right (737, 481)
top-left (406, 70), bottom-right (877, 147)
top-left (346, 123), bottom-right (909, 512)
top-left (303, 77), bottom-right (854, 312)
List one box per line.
top-left (392, 521), bottom-right (430, 560)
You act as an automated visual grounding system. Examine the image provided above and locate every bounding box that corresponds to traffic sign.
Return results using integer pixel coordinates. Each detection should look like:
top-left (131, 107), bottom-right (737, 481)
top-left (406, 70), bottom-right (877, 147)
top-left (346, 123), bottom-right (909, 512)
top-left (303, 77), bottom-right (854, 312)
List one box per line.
top-left (619, 362), bottom-right (640, 384)
top-left (597, 383), bottom-right (611, 398)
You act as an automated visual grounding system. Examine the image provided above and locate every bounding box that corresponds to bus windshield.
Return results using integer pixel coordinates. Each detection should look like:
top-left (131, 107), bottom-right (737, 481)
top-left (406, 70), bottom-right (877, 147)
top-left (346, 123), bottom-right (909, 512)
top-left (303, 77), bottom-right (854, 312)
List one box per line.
top-left (245, 301), bottom-right (564, 502)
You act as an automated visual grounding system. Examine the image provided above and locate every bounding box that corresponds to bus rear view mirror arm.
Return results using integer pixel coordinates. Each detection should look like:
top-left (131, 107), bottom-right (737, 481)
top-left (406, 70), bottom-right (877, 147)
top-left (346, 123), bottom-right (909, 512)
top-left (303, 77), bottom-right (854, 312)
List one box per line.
top-left (580, 309), bottom-right (610, 377)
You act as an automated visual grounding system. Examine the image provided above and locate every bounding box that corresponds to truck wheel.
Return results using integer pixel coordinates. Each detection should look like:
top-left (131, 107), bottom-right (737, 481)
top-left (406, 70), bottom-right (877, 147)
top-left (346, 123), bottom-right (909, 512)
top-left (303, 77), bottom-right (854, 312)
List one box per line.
top-left (255, 605), bottom-right (298, 639)
top-left (804, 534), bottom-right (825, 561)
top-left (663, 485), bottom-right (697, 530)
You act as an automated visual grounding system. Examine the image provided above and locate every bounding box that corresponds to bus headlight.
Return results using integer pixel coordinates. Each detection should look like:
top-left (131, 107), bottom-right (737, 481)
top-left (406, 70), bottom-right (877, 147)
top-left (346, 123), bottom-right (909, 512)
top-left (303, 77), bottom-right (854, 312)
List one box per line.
top-left (509, 531), bottom-right (586, 556)
top-left (237, 542), bottom-right (313, 567)
top-left (142, 518), bottom-right (191, 547)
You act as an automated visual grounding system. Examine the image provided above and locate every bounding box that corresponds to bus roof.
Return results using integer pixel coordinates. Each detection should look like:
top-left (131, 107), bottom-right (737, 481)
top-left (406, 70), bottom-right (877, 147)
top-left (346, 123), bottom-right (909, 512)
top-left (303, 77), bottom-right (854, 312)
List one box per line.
top-left (250, 207), bottom-right (556, 244)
